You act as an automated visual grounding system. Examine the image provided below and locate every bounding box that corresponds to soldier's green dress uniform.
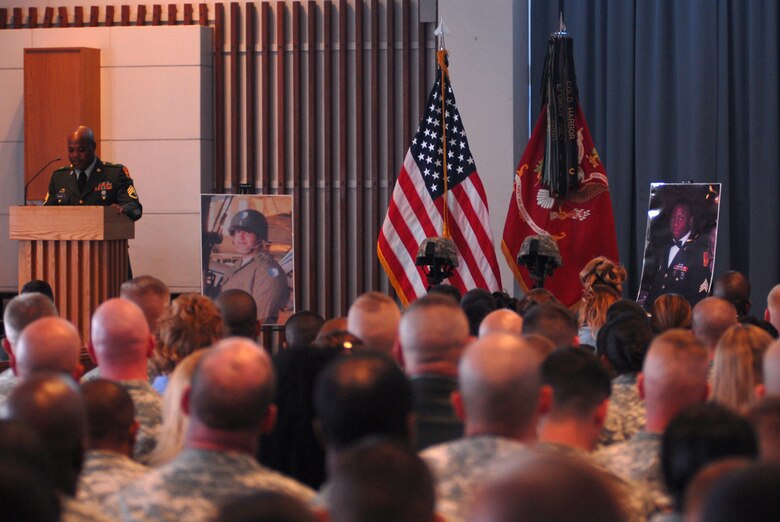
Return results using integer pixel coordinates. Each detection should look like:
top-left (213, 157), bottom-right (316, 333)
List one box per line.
top-left (43, 158), bottom-right (142, 221)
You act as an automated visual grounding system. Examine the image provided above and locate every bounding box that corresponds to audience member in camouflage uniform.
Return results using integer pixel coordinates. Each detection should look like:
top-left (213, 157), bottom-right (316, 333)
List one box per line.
top-left (88, 298), bottom-right (162, 464)
top-left (399, 295), bottom-right (469, 450)
top-left (596, 330), bottom-right (710, 516)
top-left (596, 310), bottom-right (653, 447)
top-left (421, 334), bottom-right (543, 522)
top-left (13, 316), bottom-right (84, 382)
top-left (77, 380), bottom-right (148, 505)
top-left (536, 347), bottom-right (653, 520)
top-left (113, 338), bottom-right (315, 521)
top-left (0, 292), bottom-right (59, 402)
top-left (82, 275), bottom-right (171, 385)
top-left (5, 374), bottom-right (110, 522)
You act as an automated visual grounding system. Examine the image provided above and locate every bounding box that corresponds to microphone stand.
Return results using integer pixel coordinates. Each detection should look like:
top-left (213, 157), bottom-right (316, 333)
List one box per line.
top-left (24, 157), bottom-right (61, 205)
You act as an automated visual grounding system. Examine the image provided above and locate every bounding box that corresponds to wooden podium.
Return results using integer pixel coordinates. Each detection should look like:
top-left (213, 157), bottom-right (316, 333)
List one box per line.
top-left (9, 206), bottom-right (135, 345)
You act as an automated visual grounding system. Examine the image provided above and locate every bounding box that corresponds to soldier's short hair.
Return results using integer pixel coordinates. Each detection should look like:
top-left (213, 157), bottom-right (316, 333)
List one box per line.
top-left (521, 301), bottom-right (578, 349)
top-left (314, 352), bottom-right (412, 450)
top-left (3, 293), bottom-right (58, 346)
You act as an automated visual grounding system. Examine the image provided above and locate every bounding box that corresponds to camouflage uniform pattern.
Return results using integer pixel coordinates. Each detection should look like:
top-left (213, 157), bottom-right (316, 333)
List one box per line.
top-left (536, 442), bottom-right (654, 521)
top-left (594, 431), bottom-right (672, 517)
top-left (81, 360), bottom-right (159, 384)
top-left (0, 368), bottom-right (18, 404)
top-left (60, 494), bottom-right (113, 522)
top-left (118, 380), bottom-right (162, 464)
top-left (421, 435), bottom-right (528, 522)
top-left (599, 373), bottom-right (646, 448)
top-left (112, 448), bottom-right (316, 521)
top-left (76, 450), bottom-right (148, 505)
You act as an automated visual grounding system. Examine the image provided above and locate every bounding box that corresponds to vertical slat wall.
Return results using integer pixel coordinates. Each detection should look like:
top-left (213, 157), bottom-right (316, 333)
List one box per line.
top-left (1, 1), bottom-right (434, 324)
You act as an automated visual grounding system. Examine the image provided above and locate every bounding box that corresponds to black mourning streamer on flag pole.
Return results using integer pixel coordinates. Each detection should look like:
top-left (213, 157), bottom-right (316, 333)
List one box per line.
top-left (541, 33), bottom-right (581, 200)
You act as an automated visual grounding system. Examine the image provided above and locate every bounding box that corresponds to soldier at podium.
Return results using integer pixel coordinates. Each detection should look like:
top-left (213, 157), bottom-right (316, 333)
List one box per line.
top-left (43, 126), bottom-right (142, 221)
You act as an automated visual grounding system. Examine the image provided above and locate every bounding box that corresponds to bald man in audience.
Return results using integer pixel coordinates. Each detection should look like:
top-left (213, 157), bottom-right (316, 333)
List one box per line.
top-left (216, 288), bottom-right (261, 340)
top-left (692, 297), bottom-right (738, 363)
top-left (521, 301), bottom-right (579, 348)
top-left (346, 292), bottom-right (401, 355)
top-left (114, 338), bottom-right (314, 520)
top-left (421, 334), bottom-right (547, 522)
top-left (595, 329), bottom-right (710, 516)
top-left (766, 284), bottom-right (780, 334)
top-left (0, 293), bottom-right (58, 401)
top-left (478, 309), bottom-right (523, 338)
top-left (88, 298), bottom-right (161, 464)
top-left (400, 295), bottom-right (470, 449)
top-left (4, 374), bottom-right (110, 521)
top-left (12, 317), bottom-right (83, 383)
top-left (77, 379), bottom-right (147, 505)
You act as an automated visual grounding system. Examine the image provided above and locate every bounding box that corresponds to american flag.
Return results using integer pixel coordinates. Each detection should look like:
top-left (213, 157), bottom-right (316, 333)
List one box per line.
top-left (378, 52), bottom-right (502, 306)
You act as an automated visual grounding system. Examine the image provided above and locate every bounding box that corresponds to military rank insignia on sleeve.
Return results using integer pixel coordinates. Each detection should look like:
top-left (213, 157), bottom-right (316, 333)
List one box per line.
top-left (127, 185), bottom-right (138, 199)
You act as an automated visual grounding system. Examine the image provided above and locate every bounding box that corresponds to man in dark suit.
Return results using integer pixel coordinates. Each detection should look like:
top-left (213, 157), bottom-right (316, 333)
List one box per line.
top-left (642, 202), bottom-right (711, 309)
top-left (43, 126), bottom-right (142, 221)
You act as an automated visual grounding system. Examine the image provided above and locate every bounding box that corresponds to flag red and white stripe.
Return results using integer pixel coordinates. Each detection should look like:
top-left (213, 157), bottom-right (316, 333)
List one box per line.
top-left (378, 52), bottom-right (502, 306)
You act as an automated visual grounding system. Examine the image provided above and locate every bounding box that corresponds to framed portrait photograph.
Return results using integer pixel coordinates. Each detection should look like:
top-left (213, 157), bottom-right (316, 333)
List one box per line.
top-left (201, 194), bottom-right (295, 325)
top-left (637, 183), bottom-right (721, 311)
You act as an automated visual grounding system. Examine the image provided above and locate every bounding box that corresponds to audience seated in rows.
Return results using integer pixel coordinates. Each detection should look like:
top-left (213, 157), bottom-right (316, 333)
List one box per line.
top-left (1, 266), bottom-right (780, 522)
top-left (113, 338), bottom-right (315, 520)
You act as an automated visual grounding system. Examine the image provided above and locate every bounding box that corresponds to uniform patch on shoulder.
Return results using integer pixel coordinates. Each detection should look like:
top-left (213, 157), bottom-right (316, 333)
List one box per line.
top-left (127, 185), bottom-right (138, 199)
top-left (268, 267), bottom-right (280, 277)
top-left (123, 166), bottom-right (132, 179)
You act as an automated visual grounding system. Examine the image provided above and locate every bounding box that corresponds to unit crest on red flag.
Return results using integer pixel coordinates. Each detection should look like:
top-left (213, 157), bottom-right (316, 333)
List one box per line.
top-left (502, 32), bottom-right (618, 307)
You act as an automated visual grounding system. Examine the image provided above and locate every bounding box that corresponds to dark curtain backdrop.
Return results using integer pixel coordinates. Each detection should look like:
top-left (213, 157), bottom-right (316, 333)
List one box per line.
top-left (530, 1), bottom-right (780, 310)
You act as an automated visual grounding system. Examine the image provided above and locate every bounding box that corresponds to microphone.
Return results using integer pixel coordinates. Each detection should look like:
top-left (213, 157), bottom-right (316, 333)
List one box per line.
top-left (24, 157), bottom-right (61, 205)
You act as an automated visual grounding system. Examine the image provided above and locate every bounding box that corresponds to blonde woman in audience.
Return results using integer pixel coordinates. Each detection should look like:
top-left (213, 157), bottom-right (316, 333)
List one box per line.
top-left (650, 293), bottom-right (692, 333)
top-left (148, 349), bottom-right (209, 466)
top-left (711, 324), bottom-right (773, 413)
top-left (152, 293), bottom-right (224, 393)
top-left (577, 256), bottom-right (627, 346)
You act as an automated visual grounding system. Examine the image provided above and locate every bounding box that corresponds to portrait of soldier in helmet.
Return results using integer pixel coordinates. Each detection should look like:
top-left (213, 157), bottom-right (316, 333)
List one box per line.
top-left (202, 195), bottom-right (294, 324)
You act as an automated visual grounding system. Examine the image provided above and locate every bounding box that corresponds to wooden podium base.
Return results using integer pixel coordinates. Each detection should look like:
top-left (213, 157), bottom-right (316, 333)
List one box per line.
top-left (10, 207), bottom-right (134, 346)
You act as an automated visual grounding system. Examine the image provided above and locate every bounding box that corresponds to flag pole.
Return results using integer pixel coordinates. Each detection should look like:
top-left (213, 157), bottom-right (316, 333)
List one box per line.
top-left (435, 19), bottom-right (451, 239)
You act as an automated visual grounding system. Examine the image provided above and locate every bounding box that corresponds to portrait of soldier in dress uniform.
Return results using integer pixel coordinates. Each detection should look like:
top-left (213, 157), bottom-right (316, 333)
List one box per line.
top-left (637, 183), bottom-right (721, 311)
top-left (201, 195), bottom-right (294, 325)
